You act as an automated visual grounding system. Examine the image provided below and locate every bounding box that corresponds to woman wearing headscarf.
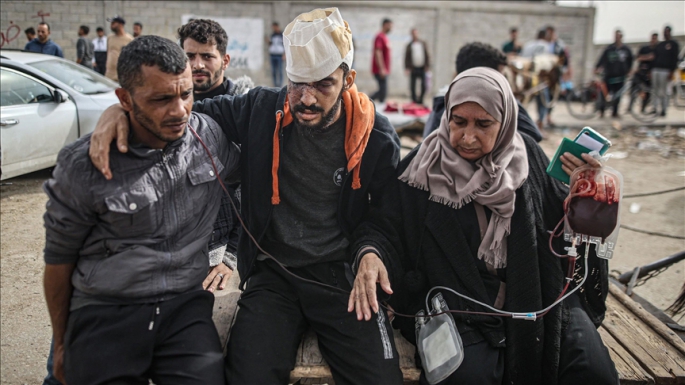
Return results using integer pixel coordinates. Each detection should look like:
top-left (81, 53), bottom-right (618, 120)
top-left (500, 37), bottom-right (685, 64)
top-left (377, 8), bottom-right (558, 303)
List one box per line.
top-left (352, 67), bottom-right (618, 384)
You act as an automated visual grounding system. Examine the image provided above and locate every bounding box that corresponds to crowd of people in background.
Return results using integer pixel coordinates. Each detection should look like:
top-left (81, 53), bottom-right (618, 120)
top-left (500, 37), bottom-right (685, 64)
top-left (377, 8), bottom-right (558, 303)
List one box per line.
top-left (13, 14), bottom-right (683, 129)
top-left (21, 16), bottom-right (142, 81)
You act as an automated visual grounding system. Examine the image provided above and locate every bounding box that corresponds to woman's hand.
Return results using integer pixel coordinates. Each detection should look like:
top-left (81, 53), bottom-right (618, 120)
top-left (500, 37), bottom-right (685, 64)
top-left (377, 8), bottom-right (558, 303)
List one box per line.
top-left (88, 104), bottom-right (130, 180)
top-left (560, 152), bottom-right (601, 176)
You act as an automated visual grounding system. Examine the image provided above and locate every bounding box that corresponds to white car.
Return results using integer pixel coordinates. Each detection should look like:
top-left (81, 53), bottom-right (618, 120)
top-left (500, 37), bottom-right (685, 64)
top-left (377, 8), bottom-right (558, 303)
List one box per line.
top-left (0, 50), bottom-right (119, 180)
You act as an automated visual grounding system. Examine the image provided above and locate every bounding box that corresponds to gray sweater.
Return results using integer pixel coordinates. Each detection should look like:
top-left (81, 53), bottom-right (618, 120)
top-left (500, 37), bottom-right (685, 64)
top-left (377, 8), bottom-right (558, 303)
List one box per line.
top-left (262, 113), bottom-right (349, 267)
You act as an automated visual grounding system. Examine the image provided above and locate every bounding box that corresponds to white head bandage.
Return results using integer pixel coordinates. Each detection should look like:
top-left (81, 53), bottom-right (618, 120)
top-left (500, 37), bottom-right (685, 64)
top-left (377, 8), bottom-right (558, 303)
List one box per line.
top-left (283, 7), bottom-right (354, 83)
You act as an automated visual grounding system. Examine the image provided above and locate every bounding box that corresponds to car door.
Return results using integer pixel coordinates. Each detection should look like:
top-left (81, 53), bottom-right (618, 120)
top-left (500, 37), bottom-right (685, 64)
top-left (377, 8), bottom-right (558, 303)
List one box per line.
top-left (0, 67), bottom-right (78, 180)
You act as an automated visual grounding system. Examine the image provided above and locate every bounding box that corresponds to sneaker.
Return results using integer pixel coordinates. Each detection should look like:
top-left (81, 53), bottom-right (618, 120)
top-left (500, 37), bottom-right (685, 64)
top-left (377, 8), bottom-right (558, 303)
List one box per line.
top-left (660, 111), bottom-right (666, 117)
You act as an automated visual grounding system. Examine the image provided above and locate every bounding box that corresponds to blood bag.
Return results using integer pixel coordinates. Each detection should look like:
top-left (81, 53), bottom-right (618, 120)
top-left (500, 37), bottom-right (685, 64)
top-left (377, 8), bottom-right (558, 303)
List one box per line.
top-left (415, 293), bottom-right (464, 384)
top-left (563, 152), bottom-right (623, 259)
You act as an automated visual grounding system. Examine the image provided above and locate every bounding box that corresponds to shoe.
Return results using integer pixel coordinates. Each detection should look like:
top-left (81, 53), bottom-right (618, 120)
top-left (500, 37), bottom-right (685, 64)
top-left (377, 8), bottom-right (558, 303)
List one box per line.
top-left (660, 111), bottom-right (666, 117)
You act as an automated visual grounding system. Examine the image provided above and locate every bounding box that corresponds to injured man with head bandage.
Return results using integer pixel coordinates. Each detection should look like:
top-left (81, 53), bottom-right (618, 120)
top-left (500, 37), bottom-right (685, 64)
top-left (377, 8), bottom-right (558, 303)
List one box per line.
top-left (87, 7), bottom-right (404, 384)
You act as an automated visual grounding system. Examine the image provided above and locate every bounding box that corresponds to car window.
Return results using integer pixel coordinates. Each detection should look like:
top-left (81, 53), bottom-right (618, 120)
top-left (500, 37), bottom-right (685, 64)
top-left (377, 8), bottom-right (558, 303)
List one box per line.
top-left (29, 59), bottom-right (117, 95)
top-left (0, 68), bottom-right (55, 107)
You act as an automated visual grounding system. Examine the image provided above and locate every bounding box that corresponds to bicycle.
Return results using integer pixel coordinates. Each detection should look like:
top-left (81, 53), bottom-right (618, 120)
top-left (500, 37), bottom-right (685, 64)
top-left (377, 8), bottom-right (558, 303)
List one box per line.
top-left (566, 75), bottom-right (657, 123)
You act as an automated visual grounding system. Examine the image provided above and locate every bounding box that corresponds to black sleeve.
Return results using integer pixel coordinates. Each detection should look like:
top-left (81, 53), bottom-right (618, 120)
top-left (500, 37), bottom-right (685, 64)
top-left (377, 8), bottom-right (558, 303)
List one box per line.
top-left (523, 135), bottom-right (609, 326)
top-left (350, 134), bottom-right (402, 287)
top-left (596, 48), bottom-right (608, 69)
top-left (193, 87), bottom-right (262, 146)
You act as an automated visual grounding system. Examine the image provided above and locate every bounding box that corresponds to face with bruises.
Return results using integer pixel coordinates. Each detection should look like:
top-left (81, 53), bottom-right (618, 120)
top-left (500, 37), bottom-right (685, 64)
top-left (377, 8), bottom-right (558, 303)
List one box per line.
top-left (287, 67), bottom-right (356, 132)
top-left (448, 102), bottom-right (502, 161)
top-left (116, 64), bottom-right (194, 149)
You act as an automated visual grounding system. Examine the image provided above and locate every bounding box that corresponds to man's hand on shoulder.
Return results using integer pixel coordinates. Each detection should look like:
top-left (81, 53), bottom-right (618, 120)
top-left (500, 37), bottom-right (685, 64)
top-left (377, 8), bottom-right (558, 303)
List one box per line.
top-left (88, 104), bottom-right (130, 180)
top-left (347, 253), bottom-right (392, 321)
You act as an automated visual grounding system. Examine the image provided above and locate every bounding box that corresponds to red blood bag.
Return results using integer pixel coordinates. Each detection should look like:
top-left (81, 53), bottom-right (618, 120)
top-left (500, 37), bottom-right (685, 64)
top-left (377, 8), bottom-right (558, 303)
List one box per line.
top-left (563, 153), bottom-right (622, 259)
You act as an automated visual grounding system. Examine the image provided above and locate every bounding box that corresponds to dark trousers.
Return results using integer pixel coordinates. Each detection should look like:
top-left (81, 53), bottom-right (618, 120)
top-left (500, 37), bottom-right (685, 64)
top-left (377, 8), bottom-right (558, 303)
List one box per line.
top-left (270, 54), bottom-right (284, 88)
top-left (410, 68), bottom-right (426, 104)
top-left (94, 52), bottom-right (107, 75)
top-left (64, 290), bottom-right (225, 385)
top-left (422, 294), bottom-right (618, 385)
top-left (371, 74), bottom-right (388, 103)
top-left (226, 259), bottom-right (403, 385)
top-left (43, 339), bottom-right (62, 385)
top-left (599, 81), bottom-right (624, 117)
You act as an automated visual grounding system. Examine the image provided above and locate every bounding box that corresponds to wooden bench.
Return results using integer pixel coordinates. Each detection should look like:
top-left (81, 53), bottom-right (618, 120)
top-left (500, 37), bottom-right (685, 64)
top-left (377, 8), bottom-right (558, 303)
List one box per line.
top-left (212, 273), bottom-right (685, 384)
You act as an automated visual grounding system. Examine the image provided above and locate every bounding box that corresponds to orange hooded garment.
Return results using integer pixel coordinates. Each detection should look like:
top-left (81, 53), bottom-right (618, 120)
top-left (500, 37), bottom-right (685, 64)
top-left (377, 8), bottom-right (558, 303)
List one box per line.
top-left (271, 83), bottom-right (374, 205)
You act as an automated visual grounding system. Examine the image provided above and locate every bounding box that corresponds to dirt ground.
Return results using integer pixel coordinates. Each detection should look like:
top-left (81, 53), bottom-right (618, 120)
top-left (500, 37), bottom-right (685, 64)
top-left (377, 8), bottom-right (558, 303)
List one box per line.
top-left (1, 123), bottom-right (684, 384)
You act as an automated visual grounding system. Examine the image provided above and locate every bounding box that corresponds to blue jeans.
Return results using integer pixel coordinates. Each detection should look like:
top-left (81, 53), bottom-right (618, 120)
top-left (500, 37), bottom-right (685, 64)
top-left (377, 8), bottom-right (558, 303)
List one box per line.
top-left (43, 338), bottom-right (63, 385)
top-left (270, 54), bottom-right (284, 88)
top-left (536, 87), bottom-right (551, 124)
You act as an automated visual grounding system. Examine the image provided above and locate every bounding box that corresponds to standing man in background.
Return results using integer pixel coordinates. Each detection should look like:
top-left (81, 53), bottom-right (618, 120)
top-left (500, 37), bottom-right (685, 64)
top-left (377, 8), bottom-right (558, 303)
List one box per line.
top-left (502, 27), bottom-right (522, 55)
top-left (133, 22), bottom-right (143, 38)
top-left (24, 27), bottom-right (36, 42)
top-left (268, 22), bottom-right (285, 87)
top-left (652, 25), bottom-right (680, 117)
top-left (76, 25), bottom-right (94, 70)
top-left (177, 18), bottom-right (254, 291)
top-left (371, 18), bottom-right (392, 103)
top-left (404, 28), bottom-right (430, 105)
top-left (631, 32), bottom-right (658, 113)
top-left (595, 29), bottom-right (633, 118)
top-left (105, 15), bottom-right (133, 82)
top-left (25, 22), bottom-right (63, 58)
top-left (92, 27), bottom-right (107, 75)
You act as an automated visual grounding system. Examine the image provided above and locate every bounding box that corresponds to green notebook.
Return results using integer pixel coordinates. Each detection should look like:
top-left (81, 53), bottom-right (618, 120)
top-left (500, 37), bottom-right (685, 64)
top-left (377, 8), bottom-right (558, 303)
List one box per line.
top-left (546, 127), bottom-right (611, 185)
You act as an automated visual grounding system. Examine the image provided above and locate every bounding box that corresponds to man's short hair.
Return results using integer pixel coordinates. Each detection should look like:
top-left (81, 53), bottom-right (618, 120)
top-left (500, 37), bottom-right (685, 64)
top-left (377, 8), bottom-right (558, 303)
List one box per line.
top-left (546, 25), bottom-right (555, 32)
top-left (510, 27), bottom-right (518, 33)
top-left (80, 25), bottom-right (90, 35)
top-left (177, 19), bottom-right (228, 56)
top-left (272, 22), bottom-right (279, 27)
top-left (382, 18), bottom-right (392, 26)
top-left (25, 27), bottom-right (35, 35)
top-left (537, 29), bottom-right (546, 39)
top-left (664, 25), bottom-right (672, 32)
top-left (39, 22), bottom-right (50, 32)
top-left (96, 27), bottom-right (104, 33)
top-left (118, 35), bottom-right (188, 92)
top-left (456, 42), bottom-right (507, 74)
top-left (134, 22), bottom-right (143, 28)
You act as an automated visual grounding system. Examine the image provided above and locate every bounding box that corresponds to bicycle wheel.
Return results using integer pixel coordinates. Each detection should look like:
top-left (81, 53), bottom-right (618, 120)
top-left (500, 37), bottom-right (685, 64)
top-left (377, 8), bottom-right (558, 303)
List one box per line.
top-left (628, 86), bottom-right (658, 123)
top-left (566, 85), bottom-right (597, 120)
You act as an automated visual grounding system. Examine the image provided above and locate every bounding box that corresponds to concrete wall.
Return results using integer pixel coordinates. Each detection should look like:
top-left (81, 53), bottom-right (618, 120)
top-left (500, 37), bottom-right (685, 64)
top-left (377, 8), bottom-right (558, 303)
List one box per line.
top-left (1, 1), bottom-right (595, 98)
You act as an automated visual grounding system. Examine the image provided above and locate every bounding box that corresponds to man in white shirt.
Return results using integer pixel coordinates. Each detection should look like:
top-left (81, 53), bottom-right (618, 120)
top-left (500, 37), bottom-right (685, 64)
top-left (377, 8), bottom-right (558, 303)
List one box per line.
top-left (92, 27), bottom-right (107, 75)
top-left (403, 28), bottom-right (430, 104)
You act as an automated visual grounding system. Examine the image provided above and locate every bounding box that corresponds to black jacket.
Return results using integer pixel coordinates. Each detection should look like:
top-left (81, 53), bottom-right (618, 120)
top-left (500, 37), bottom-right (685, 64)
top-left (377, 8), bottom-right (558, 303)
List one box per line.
top-left (194, 87), bottom-right (401, 288)
top-left (355, 133), bottom-right (609, 385)
top-left (596, 44), bottom-right (634, 82)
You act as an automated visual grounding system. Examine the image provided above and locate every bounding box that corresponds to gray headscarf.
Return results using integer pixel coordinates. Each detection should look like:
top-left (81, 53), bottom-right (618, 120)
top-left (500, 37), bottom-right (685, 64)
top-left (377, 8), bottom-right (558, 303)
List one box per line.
top-left (399, 67), bottom-right (529, 268)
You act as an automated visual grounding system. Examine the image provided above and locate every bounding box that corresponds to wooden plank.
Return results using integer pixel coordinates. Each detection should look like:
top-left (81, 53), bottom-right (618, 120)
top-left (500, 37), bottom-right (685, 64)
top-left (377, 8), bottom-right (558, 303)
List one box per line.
top-left (598, 327), bottom-right (655, 385)
top-left (602, 293), bottom-right (685, 384)
top-left (609, 284), bottom-right (685, 355)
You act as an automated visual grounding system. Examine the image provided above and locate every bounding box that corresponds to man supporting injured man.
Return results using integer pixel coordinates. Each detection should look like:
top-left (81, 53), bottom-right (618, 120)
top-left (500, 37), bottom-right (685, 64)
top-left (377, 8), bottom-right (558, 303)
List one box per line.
top-left (89, 8), bottom-right (404, 385)
top-left (43, 36), bottom-right (239, 384)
